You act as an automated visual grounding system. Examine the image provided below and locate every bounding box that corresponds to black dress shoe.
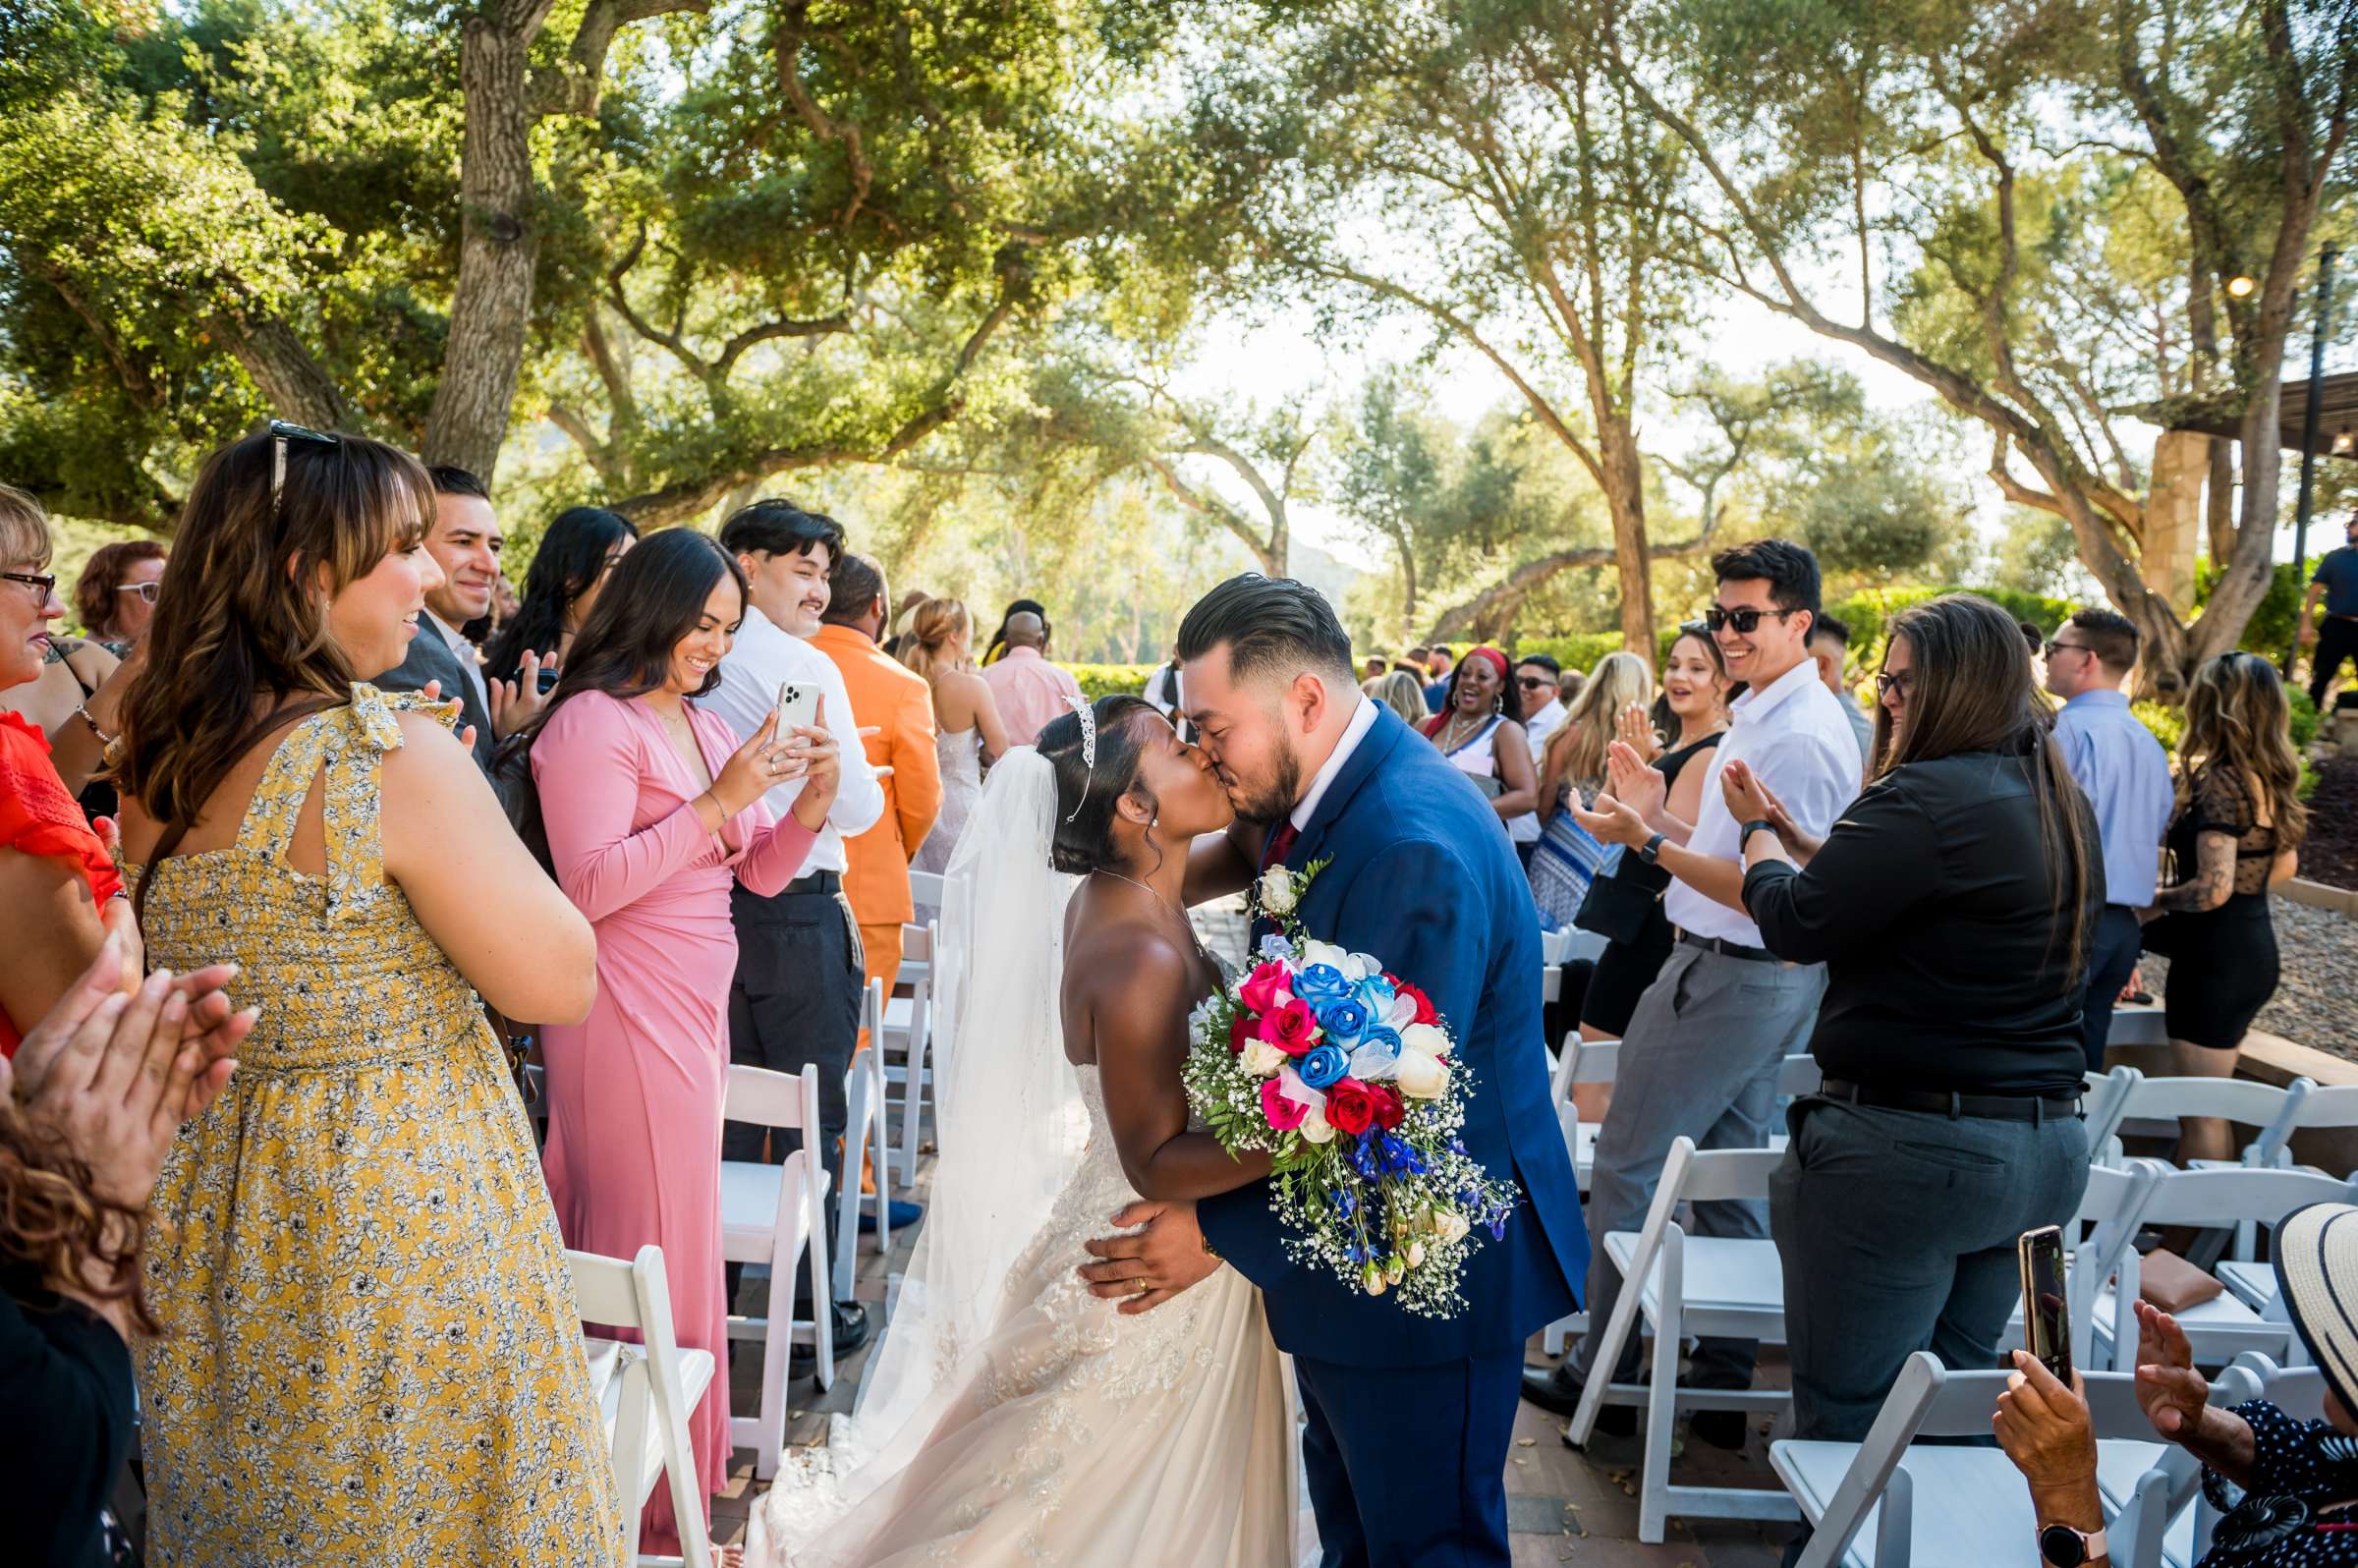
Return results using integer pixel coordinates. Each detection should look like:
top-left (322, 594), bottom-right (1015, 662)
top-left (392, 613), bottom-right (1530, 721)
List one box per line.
top-left (1688, 1408), bottom-right (1750, 1450)
top-left (1520, 1364), bottom-right (1635, 1437)
top-left (789, 1301), bottom-right (873, 1370)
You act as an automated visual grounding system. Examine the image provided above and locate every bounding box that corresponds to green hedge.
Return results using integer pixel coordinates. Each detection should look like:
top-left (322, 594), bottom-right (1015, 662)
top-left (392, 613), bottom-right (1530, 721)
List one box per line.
top-left (1069, 663), bottom-right (1158, 699)
top-left (1825, 585), bottom-right (2075, 659)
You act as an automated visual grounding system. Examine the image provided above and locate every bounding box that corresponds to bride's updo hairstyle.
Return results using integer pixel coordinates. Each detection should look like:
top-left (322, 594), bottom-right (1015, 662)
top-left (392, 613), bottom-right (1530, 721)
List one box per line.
top-left (1037, 695), bottom-right (1161, 875)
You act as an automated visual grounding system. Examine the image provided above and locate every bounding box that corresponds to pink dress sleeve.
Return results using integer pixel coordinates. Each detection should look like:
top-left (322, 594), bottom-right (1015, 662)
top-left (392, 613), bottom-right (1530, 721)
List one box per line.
top-left (694, 706), bottom-right (817, 898)
top-left (533, 692), bottom-right (712, 923)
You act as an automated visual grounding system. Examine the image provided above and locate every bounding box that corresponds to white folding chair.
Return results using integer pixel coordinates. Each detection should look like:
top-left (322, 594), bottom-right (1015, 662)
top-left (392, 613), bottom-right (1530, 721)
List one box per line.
top-left (835, 979), bottom-right (892, 1287)
top-left (568, 1244), bottom-right (717, 1568)
top-left (718, 1063), bottom-right (834, 1478)
top-left (2093, 1165), bottom-right (2355, 1372)
top-left (1568, 1137), bottom-right (1795, 1541)
top-left (2210, 1167), bottom-right (2358, 1315)
top-left (2102, 1075), bottom-right (2313, 1171)
top-left (2270, 1083), bottom-right (2358, 1174)
top-left (878, 921), bottom-right (939, 1190)
top-left (1774, 1350), bottom-right (2259, 1568)
top-left (2082, 1065), bottom-right (2142, 1156)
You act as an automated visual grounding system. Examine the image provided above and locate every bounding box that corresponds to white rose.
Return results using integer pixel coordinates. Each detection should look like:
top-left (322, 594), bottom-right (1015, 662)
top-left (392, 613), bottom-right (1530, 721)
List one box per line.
top-left (1299, 1106), bottom-right (1336, 1145)
top-left (1240, 1038), bottom-right (1287, 1078)
top-left (1301, 939), bottom-right (1350, 975)
top-left (1399, 1022), bottom-right (1449, 1058)
top-left (1431, 1209), bottom-right (1471, 1245)
top-left (1344, 951), bottom-right (1381, 981)
top-left (1394, 1047), bottom-right (1450, 1100)
top-left (1257, 867), bottom-right (1298, 915)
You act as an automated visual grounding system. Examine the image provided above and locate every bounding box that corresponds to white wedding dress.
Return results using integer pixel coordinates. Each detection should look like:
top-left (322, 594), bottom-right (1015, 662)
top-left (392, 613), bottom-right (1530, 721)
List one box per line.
top-left (752, 751), bottom-right (1297, 1568)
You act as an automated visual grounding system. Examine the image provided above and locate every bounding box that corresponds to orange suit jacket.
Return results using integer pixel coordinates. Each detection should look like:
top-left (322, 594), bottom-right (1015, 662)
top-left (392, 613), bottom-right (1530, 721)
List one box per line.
top-left (810, 623), bottom-right (942, 928)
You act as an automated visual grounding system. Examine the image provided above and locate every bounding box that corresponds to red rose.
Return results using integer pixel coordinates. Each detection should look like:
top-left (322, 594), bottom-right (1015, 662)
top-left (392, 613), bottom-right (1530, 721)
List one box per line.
top-left (1391, 980), bottom-right (1439, 1027)
top-left (1228, 1010), bottom-right (1256, 1053)
top-left (1258, 998), bottom-right (1319, 1055)
top-left (1370, 1085), bottom-right (1406, 1131)
top-left (1237, 960), bottom-right (1291, 1016)
top-left (1326, 1079), bottom-right (1376, 1137)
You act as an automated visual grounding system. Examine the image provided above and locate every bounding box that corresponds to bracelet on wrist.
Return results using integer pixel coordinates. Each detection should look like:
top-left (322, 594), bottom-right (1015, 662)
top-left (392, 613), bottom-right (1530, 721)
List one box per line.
top-left (73, 704), bottom-right (116, 747)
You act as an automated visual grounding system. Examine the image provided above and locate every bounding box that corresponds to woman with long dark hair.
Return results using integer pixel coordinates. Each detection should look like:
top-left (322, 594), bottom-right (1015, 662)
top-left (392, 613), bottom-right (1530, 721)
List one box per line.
top-left (1719, 592), bottom-right (2098, 1441)
top-left (521, 526), bottom-right (839, 1551)
top-left (1419, 645), bottom-right (1538, 822)
top-left (2143, 651), bottom-right (2307, 1161)
top-left (483, 505), bottom-right (638, 683)
top-left (113, 425), bottom-right (624, 1561)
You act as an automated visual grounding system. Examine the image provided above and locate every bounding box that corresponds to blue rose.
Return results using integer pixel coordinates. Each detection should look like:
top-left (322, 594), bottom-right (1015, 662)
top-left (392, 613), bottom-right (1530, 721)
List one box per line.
top-left (1258, 933), bottom-right (1294, 964)
top-left (1355, 973), bottom-right (1397, 1017)
top-left (1351, 1026), bottom-right (1404, 1074)
top-left (1315, 994), bottom-right (1373, 1046)
top-left (1298, 1043), bottom-right (1349, 1092)
top-left (1293, 963), bottom-right (1353, 1006)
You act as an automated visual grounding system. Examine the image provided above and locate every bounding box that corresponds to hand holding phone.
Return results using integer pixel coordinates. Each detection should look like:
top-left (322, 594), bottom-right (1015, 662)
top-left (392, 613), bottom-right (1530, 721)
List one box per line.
top-left (2018, 1225), bottom-right (2071, 1382)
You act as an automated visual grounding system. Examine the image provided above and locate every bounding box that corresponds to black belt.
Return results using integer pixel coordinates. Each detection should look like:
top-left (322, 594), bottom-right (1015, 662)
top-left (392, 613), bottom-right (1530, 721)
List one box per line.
top-left (785, 869), bottom-right (841, 896)
top-left (1818, 1077), bottom-right (2082, 1124)
top-left (1674, 928), bottom-right (1781, 964)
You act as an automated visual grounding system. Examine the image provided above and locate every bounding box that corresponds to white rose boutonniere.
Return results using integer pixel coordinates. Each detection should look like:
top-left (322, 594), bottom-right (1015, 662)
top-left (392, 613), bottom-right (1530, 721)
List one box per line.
top-left (1258, 865), bottom-right (1298, 916)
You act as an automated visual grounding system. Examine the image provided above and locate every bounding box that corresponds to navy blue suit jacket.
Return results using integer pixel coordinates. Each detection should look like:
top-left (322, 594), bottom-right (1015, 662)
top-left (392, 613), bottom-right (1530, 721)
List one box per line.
top-left (1198, 703), bottom-right (1586, 1367)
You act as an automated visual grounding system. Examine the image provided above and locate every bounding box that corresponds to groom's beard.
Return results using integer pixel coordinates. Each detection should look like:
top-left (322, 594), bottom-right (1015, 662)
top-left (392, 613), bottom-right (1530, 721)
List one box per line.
top-left (1228, 745), bottom-right (1303, 827)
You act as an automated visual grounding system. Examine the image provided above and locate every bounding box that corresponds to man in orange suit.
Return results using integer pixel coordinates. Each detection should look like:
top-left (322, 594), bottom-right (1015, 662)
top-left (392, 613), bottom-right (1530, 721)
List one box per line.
top-left (811, 552), bottom-right (942, 1032)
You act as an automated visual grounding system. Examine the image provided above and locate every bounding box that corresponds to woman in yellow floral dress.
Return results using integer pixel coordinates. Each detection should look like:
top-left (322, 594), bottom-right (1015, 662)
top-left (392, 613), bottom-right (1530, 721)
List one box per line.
top-left (113, 429), bottom-right (625, 1564)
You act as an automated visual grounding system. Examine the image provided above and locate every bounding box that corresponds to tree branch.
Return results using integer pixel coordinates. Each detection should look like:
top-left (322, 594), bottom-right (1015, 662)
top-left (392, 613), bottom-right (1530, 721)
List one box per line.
top-left (533, 0), bottom-right (710, 119)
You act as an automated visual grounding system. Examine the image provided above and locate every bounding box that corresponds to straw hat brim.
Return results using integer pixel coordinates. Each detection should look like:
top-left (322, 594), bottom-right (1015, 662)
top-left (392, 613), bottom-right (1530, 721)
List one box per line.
top-left (2271, 1202), bottom-right (2358, 1417)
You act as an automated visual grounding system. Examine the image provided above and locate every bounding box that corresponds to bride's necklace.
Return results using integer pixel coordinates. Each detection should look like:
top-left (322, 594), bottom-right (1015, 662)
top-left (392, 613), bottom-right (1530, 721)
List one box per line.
top-left (1093, 868), bottom-right (1212, 964)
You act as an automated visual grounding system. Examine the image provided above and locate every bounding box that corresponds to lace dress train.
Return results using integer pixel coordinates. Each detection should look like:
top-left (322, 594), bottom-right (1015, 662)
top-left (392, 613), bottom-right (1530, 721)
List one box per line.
top-left (754, 1068), bottom-right (1295, 1566)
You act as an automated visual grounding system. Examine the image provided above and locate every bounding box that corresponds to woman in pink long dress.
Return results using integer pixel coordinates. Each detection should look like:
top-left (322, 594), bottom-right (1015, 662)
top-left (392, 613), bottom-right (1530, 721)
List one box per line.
top-left (521, 530), bottom-right (841, 1550)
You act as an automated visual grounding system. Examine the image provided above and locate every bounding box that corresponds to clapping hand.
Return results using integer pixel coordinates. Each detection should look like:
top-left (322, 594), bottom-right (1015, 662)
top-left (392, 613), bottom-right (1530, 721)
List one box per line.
top-left (1720, 760), bottom-right (1822, 863)
top-left (1615, 701), bottom-right (1662, 764)
top-left (1603, 740), bottom-right (1666, 824)
top-left (414, 679), bottom-right (478, 754)
top-left (1567, 788), bottom-right (1652, 849)
top-left (7, 933), bottom-right (250, 1209)
top-left (2131, 1300), bottom-right (2210, 1440)
top-left (487, 648), bottom-right (558, 741)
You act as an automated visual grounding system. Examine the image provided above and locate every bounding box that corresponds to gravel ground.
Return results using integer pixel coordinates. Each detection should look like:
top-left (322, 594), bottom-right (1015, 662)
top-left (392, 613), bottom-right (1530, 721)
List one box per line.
top-left (2145, 895), bottom-right (2358, 1058)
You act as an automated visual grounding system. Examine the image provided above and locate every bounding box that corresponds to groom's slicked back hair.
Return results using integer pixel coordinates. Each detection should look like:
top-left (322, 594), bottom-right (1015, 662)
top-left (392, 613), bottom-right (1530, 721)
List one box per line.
top-left (1176, 574), bottom-right (1355, 688)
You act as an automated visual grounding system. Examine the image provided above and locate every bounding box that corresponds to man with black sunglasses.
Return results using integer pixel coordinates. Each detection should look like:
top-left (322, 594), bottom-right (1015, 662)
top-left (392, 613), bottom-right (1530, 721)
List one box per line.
top-left (1531, 538), bottom-right (1862, 1444)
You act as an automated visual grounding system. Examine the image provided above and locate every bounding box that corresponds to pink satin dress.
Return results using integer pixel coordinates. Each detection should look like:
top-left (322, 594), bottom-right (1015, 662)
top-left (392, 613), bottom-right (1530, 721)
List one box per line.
top-left (532, 689), bottom-right (815, 1551)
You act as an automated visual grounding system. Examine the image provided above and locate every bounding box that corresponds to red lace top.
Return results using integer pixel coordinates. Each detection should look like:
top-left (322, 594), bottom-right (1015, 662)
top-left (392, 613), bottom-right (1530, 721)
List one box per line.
top-left (0, 711), bottom-right (123, 1055)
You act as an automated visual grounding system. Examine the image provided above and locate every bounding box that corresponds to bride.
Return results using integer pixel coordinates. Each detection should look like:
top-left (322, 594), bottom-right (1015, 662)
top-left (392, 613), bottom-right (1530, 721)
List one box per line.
top-left (753, 695), bottom-right (1297, 1566)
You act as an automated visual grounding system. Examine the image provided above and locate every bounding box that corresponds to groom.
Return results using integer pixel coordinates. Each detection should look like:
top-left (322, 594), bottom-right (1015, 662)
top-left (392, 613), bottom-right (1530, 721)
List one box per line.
top-left (1079, 575), bottom-right (1586, 1565)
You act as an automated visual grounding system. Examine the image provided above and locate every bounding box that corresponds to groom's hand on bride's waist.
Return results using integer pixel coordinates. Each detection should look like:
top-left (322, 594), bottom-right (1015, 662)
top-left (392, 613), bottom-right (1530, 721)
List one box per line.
top-left (1078, 1200), bottom-right (1220, 1316)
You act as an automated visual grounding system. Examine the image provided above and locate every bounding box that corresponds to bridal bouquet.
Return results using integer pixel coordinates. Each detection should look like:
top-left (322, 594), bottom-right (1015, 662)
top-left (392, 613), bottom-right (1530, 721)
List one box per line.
top-left (1181, 860), bottom-right (1518, 1318)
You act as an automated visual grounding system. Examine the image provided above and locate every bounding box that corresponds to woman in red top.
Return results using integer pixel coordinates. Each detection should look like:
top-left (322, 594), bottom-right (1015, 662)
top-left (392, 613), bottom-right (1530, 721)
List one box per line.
top-left (0, 484), bottom-right (134, 1054)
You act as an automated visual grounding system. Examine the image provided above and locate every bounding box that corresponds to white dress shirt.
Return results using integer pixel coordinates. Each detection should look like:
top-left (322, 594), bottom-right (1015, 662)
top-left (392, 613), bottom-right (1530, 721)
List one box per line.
top-left (1291, 694), bottom-right (1379, 832)
top-left (700, 604), bottom-right (886, 877)
top-left (425, 609), bottom-right (489, 713)
top-left (1511, 700), bottom-right (1566, 845)
top-left (1665, 655), bottom-right (1863, 946)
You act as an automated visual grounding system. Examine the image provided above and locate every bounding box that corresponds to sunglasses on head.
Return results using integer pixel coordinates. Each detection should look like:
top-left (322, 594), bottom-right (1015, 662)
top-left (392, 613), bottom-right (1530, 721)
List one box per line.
top-left (267, 419), bottom-right (341, 521)
top-left (1703, 605), bottom-right (1800, 635)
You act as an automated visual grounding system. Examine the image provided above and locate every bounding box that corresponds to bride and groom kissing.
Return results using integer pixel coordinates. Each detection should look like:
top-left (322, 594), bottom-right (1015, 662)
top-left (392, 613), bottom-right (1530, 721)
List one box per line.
top-left (754, 575), bottom-right (1587, 1567)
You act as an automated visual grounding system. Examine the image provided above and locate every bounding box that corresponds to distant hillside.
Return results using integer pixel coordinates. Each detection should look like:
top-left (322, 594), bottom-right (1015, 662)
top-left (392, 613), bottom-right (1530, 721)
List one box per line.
top-left (1287, 541), bottom-right (1368, 621)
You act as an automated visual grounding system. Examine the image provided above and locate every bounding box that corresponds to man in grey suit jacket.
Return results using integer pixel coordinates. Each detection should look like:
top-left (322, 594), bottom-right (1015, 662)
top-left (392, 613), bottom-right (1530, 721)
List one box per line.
top-left (374, 465), bottom-right (539, 773)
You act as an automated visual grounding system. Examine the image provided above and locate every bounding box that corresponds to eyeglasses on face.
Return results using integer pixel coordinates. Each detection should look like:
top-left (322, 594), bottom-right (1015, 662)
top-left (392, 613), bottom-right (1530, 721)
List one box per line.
top-left (2, 571), bottom-right (59, 602)
top-left (1874, 669), bottom-right (1915, 700)
top-left (2043, 639), bottom-right (2092, 659)
top-left (1703, 605), bottom-right (1800, 635)
top-left (1516, 675), bottom-right (1552, 688)
top-left (116, 581), bottom-right (160, 603)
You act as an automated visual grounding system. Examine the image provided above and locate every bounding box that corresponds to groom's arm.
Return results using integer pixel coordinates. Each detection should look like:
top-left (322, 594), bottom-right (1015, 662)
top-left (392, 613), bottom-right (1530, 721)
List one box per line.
top-left (1182, 822), bottom-right (1260, 908)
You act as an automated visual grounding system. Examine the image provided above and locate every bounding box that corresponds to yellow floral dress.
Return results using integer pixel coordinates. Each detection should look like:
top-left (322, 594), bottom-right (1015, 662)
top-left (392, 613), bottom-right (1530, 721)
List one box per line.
top-left (131, 688), bottom-right (624, 1566)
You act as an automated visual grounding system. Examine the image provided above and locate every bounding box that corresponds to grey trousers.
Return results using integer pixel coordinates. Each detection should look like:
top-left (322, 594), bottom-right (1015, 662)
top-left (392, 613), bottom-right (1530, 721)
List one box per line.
top-left (1771, 1097), bottom-right (2090, 1440)
top-left (1571, 942), bottom-right (1826, 1388)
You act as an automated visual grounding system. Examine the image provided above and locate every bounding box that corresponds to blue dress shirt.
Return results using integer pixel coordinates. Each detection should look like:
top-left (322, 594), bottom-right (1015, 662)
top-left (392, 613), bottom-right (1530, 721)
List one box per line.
top-left (2053, 688), bottom-right (2174, 909)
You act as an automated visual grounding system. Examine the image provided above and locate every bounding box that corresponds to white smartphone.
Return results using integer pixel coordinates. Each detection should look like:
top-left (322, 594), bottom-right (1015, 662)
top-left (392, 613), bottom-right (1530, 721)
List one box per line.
top-left (775, 681), bottom-right (821, 735)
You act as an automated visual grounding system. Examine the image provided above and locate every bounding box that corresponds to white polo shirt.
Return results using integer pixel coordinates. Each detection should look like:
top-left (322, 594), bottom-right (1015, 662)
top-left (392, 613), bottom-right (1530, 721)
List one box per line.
top-left (1664, 656), bottom-right (1862, 946)
top-left (699, 603), bottom-right (886, 877)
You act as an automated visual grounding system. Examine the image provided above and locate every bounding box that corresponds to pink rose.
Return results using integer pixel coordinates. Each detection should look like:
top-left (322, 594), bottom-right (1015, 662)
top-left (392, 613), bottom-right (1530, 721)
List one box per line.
top-left (1258, 998), bottom-right (1319, 1055)
top-left (1261, 1077), bottom-right (1309, 1132)
top-left (1238, 960), bottom-right (1291, 1016)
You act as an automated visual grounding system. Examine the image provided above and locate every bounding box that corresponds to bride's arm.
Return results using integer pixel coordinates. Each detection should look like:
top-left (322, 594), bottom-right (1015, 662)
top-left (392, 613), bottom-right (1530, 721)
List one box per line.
top-left (1090, 935), bottom-right (1275, 1203)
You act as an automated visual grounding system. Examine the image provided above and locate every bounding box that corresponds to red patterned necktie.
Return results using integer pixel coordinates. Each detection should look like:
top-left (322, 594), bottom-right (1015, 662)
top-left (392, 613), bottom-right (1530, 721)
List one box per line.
top-left (1263, 821), bottom-right (1301, 869)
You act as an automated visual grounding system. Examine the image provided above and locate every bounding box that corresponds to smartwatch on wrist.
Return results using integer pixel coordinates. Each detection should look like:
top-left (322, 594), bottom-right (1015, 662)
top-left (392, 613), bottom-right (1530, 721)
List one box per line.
top-left (2038, 1522), bottom-right (2106, 1567)
top-left (1739, 818), bottom-right (1775, 847)
top-left (1638, 832), bottom-right (1665, 866)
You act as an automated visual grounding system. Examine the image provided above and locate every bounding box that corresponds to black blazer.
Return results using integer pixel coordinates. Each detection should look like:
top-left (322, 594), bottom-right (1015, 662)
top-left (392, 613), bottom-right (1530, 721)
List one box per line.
top-left (375, 621), bottom-right (498, 774)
